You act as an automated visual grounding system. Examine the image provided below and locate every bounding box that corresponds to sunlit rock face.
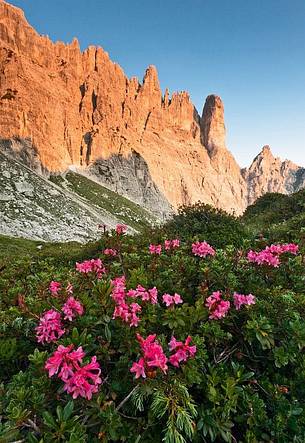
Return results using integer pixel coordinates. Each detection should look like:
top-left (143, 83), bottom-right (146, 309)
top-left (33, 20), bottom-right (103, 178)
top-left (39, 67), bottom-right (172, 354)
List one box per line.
top-left (0, 1), bottom-right (303, 216)
top-left (243, 146), bottom-right (305, 205)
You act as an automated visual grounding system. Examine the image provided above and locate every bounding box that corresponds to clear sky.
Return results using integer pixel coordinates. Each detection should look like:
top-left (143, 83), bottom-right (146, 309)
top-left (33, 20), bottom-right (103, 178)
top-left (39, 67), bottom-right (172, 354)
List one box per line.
top-left (9, 0), bottom-right (305, 167)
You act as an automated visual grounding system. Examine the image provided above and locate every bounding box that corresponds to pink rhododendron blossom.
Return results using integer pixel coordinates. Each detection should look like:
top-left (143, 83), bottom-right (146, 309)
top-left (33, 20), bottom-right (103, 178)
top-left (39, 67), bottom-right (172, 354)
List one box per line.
top-left (111, 278), bottom-right (157, 327)
top-left (45, 344), bottom-right (84, 379)
top-left (130, 357), bottom-right (146, 379)
top-left (247, 243), bottom-right (298, 267)
top-left (164, 240), bottom-right (172, 250)
top-left (131, 334), bottom-right (197, 379)
top-left (111, 278), bottom-right (160, 327)
top-left (233, 293), bottom-right (256, 310)
top-left (205, 291), bottom-right (230, 320)
top-left (45, 345), bottom-right (102, 400)
top-left (247, 249), bottom-right (280, 267)
top-left (116, 224), bottom-right (127, 235)
top-left (149, 244), bottom-right (162, 255)
top-left (169, 335), bottom-right (197, 367)
top-left (127, 285), bottom-right (159, 304)
top-left (171, 239), bottom-right (180, 248)
top-left (130, 334), bottom-right (168, 378)
top-left (49, 281), bottom-right (61, 295)
top-left (192, 241), bottom-right (216, 258)
top-left (164, 239), bottom-right (180, 250)
top-left (103, 248), bottom-right (118, 256)
top-left (162, 293), bottom-right (183, 307)
top-left (62, 296), bottom-right (84, 321)
top-left (63, 356), bottom-right (102, 400)
top-left (35, 309), bottom-right (65, 344)
top-left (76, 258), bottom-right (106, 278)
top-left (148, 287), bottom-right (158, 304)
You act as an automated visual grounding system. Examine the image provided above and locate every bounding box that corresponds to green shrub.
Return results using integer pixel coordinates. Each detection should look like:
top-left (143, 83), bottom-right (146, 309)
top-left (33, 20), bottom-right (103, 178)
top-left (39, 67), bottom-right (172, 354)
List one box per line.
top-left (163, 202), bottom-right (247, 248)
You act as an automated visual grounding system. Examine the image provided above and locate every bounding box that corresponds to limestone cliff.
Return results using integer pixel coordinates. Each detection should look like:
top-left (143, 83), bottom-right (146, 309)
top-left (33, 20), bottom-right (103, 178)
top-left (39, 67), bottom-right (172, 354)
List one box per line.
top-left (244, 146), bottom-right (305, 205)
top-left (0, 0), bottom-right (303, 217)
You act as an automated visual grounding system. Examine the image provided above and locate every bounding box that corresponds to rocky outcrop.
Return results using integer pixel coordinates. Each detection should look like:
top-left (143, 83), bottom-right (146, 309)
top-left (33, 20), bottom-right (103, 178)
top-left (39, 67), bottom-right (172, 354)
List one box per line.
top-left (243, 146), bottom-right (305, 205)
top-left (0, 0), bottom-right (303, 217)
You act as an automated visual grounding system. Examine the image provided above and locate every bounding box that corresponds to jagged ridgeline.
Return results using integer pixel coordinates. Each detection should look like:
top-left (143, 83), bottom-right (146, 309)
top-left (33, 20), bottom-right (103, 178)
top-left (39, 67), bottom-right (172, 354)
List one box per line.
top-left (0, 0), bottom-right (304, 228)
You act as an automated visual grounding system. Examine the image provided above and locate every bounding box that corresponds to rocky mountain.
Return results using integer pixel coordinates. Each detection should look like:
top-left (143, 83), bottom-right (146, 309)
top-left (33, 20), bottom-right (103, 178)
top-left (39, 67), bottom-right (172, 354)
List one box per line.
top-left (243, 146), bottom-right (305, 205)
top-left (0, 148), bottom-right (155, 241)
top-left (0, 0), bottom-right (304, 220)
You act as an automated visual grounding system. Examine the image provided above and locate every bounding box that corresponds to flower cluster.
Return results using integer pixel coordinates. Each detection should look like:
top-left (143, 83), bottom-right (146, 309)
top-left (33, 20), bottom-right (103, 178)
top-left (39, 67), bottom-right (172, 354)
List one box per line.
top-left (116, 224), bottom-right (127, 235)
top-left (205, 291), bottom-right (230, 320)
top-left (149, 244), bottom-right (162, 255)
top-left (62, 296), bottom-right (84, 321)
top-left (192, 241), bottom-right (216, 258)
top-left (45, 345), bottom-right (102, 400)
top-left (111, 277), bottom-right (155, 327)
top-left (164, 239), bottom-right (180, 250)
top-left (103, 248), bottom-right (118, 256)
top-left (127, 285), bottom-right (158, 305)
top-left (233, 292), bottom-right (256, 310)
top-left (130, 333), bottom-right (196, 379)
top-left (36, 296), bottom-right (84, 343)
top-left (168, 336), bottom-right (197, 367)
top-left (206, 290), bottom-right (256, 320)
top-left (49, 281), bottom-right (61, 296)
top-left (162, 293), bottom-right (183, 307)
top-left (76, 258), bottom-right (106, 278)
top-left (35, 309), bottom-right (65, 344)
top-left (247, 243), bottom-right (298, 267)
top-left (130, 334), bottom-right (168, 378)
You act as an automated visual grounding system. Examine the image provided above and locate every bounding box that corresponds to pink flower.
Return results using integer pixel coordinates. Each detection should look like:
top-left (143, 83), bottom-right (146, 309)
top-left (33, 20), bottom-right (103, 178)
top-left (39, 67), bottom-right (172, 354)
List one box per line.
top-left (45, 345), bottom-right (102, 400)
top-left (148, 287), bottom-right (158, 304)
top-left (103, 248), bottom-right (118, 256)
top-left (149, 244), bottom-right (162, 255)
top-left (164, 240), bottom-right (172, 250)
top-left (45, 344), bottom-right (84, 379)
top-left (63, 356), bottom-right (102, 400)
top-left (35, 309), bottom-right (65, 344)
top-left (76, 258), bottom-right (106, 279)
top-left (205, 291), bottom-right (230, 320)
top-left (162, 293), bottom-right (174, 307)
top-left (169, 335), bottom-right (197, 367)
top-left (62, 296), bottom-right (84, 321)
top-left (192, 241), bottom-right (215, 258)
top-left (171, 239), bottom-right (180, 248)
top-left (233, 293), bottom-right (256, 310)
top-left (173, 293), bottom-right (183, 304)
top-left (164, 239), bottom-right (180, 250)
top-left (205, 290), bottom-right (222, 309)
top-left (111, 279), bottom-right (160, 327)
top-left (116, 224), bottom-right (127, 235)
top-left (162, 293), bottom-right (183, 307)
top-left (130, 357), bottom-right (146, 379)
top-left (132, 333), bottom-right (168, 377)
top-left (49, 281), bottom-right (61, 296)
top-left (247, 243), bottom-right (299, 267)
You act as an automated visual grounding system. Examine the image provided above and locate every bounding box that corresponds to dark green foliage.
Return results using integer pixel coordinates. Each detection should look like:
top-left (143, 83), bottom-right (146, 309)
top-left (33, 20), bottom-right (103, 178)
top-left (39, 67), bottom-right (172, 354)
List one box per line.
top-left (163, 202), bottom-right (247, 248)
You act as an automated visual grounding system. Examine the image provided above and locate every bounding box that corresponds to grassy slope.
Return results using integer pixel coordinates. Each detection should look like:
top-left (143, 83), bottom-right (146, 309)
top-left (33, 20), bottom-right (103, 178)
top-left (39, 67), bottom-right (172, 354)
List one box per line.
top-left (50, 172), bottom-right (156, 231)
top-left (0, 234), bottom-right (98, 264)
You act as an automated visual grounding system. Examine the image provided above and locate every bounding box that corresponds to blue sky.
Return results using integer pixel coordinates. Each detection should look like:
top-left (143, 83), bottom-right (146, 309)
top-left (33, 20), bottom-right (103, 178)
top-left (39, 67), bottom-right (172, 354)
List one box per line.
top-left (10, 0), bottom-right (305, 167)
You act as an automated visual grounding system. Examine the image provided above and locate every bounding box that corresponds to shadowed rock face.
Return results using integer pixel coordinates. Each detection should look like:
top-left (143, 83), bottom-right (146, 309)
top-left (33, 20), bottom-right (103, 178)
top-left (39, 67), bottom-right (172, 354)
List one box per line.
top-left (0, 1), bottom-right (303, 216)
